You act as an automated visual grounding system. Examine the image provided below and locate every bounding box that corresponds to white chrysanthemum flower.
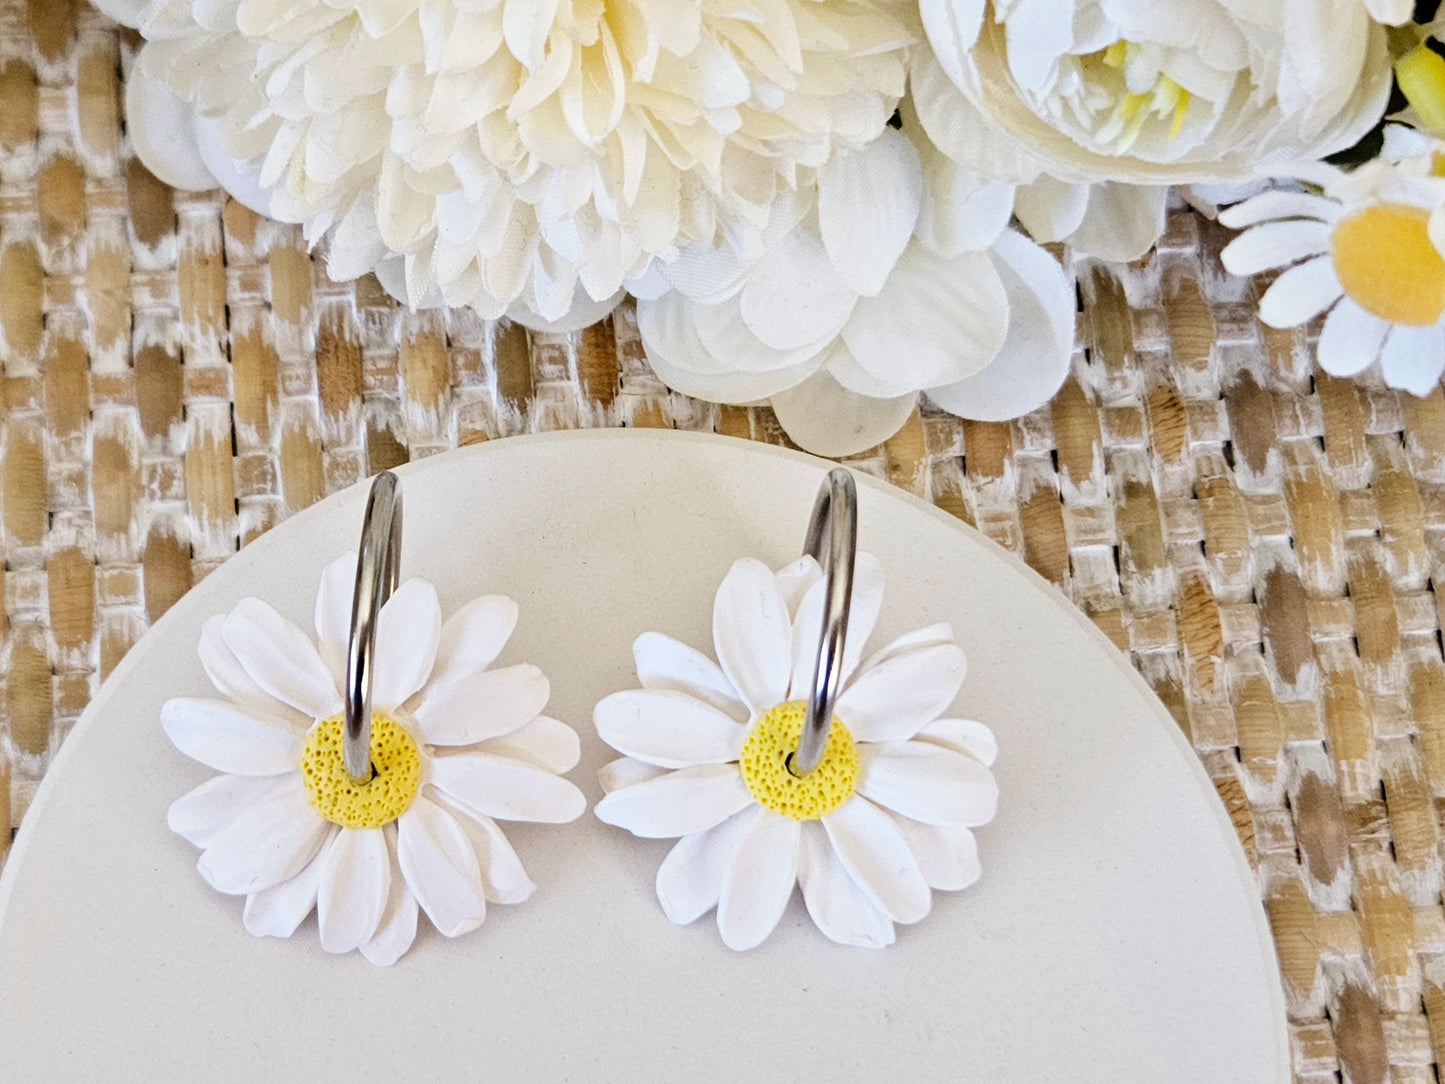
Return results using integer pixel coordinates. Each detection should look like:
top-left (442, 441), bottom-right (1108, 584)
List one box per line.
top-left (1219, 128), bottom-right (1445, 396)
top-left (162, 554), bottom-right (586, 966)
top-left (594, 554), bottom-right (999, 951)
top-left (97, 0), bottom-right (912, 327)
top-left (912, 0), bottom-right (1392, 187)
top-left (631, 126), bottom-right (1075, 455)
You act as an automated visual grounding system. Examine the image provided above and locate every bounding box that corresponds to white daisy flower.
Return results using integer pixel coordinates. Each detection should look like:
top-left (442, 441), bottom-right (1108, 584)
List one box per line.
top-left (1219, 128), bottom-right (1445, 396)
top-left (162, 553), bottom-right (586, 966)
top-left (593, 554), bottom-right (999, 951)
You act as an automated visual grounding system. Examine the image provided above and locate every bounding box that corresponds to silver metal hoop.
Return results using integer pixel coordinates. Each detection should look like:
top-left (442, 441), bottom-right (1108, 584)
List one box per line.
top-left (344, 471), bottom-right (403, 783)
top-left (792, 468), bottom-right (858, 776)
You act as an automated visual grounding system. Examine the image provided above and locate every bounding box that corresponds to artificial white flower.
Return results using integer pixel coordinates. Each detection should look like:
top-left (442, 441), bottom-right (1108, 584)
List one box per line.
top-left (97, 0), bottom-right (912, 327)
top-left (594, 553), bottom-right (999, 950)
top-left (910, 1), bottom-right (1393, 207)
top-left (631, 126), bottom-right (1075, 456)
top-left (162, 554), bottom-right (586, 965)
top-left (1219, 127), bottom-right (1445, 396)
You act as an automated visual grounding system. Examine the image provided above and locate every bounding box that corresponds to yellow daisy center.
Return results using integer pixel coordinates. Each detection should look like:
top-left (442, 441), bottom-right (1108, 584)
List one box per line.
top-left (738, 701), bottom-right (858, 821)
top-left (1331, 203), bottom-right (1445, 327)
top-left (301, 712), bottom-right (422, 829)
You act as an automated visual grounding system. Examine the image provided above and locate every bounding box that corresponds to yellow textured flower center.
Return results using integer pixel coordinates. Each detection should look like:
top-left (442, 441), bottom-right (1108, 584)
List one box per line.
top-left (300, 713), bottom-right (421, 829)
top-left (738, 701), bottom-right (858, 821)
top-left (1332, 203), bottom-right (1445, 327)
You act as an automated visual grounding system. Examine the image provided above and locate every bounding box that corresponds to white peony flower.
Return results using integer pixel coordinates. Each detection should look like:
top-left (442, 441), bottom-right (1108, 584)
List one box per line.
top-left (1219, 127), bottom-right (1445, 396)
top-left (909, 0), bottom-right (1393, 258)
top-left (632, 127), bottom-right (1076, 456)
top-left (97, 0), bottom-right (912, 327)
top-left (594, 554), bottom-right (999, 951)
top-left (162, 554), bottom-right (586, 965)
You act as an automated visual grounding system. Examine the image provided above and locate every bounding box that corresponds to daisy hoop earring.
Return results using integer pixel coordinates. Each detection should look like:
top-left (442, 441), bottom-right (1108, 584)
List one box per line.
top-left (161, 471), bottom-right (586, 965)
top-left (594, 468), bottom-right (999, 950)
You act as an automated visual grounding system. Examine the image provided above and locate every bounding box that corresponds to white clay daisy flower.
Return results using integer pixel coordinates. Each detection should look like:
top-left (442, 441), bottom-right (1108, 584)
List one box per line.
top-left (162, 553), bottom-right (585, 965)
top-left (594, 554), bottom-right (998, 950)
top-left (1220, 129), bottom-right (1445, 396)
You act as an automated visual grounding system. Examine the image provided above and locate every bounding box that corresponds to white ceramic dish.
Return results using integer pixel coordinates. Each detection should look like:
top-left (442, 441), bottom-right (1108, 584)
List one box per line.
top-left (0, 431), bottom-right (1285, 1081)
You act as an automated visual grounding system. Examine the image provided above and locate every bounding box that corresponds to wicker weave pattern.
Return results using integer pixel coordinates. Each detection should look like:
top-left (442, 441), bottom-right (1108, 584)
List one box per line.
top-left (3, 4), bottom-right (1444, 1081)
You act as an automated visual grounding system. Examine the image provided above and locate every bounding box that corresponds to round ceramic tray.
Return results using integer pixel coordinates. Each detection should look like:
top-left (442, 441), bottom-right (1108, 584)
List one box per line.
top-left (0, 431), bottom-right (1285, 1081)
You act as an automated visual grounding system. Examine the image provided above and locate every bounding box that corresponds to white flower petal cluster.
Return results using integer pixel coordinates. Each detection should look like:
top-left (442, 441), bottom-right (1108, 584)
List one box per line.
top-left (594, 554), bottom-right (999, 950)
top-left (162, 554), bottom-right (585, 965)
top-left (633, 127), bottom-right (1076, 455)
top-left (913, 0), bottom-right (1393, 188)
top-left (97, 0), bottom-right (912, 325)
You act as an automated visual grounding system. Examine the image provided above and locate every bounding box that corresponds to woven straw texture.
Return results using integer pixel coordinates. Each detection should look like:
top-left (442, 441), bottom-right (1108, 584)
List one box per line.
top-left (4, 3), bottom-right (1445, 1081)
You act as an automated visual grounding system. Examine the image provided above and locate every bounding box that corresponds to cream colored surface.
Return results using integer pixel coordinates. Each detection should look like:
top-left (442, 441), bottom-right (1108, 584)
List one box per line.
top-left (0, 432), bottom-right (1284, 1082)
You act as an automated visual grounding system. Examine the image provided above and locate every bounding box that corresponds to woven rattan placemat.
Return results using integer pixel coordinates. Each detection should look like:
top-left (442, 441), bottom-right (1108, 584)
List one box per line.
top-left (4, 3), bottom-right (1443, 1081)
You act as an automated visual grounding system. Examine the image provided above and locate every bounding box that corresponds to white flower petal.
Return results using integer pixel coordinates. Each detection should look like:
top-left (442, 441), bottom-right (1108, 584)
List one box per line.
top-left (798, 820), bottom-right (894, 948)
top-left (198, 615), bottom-right (304, 725)
top-left (125, 61), bottom-right (217, 192)
top-left (168, 772), bottom-right (294, 848)
top-left (1217, 190), bottom-right (1341, 229)
top-left (774, 556), bottom-right (823, 618)
top-left (843, 245), bottom-right (1009, 391)
top-left (411, 663), bottom-right (551, 745)
top-left (1220, 221), bottom-right (1332, 276)
top-left (655, 807), bottom-right (754, 925)
top-left (359, 824), bottom-right (420, 966)
top-left (712, 558), bottom-right (793, 716)
top-left (243, 835), bottom-right (331, 939)
top-left (594, 763), bottom-right (755, 838)
top-left (695, 293), bottom-right (838, 374)
top-left (594, 689), bottom-right (747, 768)
top-left (856, 742), bottom-right (999, 827)
top-left (739, 229), bottom-right (857, 350)
top-left (371, 580), bottom-right (441, 712)
top-left (1064, 183), bottom-right (1168, 263)
top-left (887, 815), bottom-right (981, 892)
top-left (597, 756), bottom-right (670, 793)
top-left (161, 698), bottom-right (303, 776)
top-left (428, 752), bottom-right (586, 824)
top-left (425, 595), bottom-right (520, 694)
top-left (1257, 257), bottom-right (1342, 328)
top-left (817, 128), bottom-right (923, 297)
top-left (433, 795), bottom-right (537, 905)
top-left (926, 229), bottom-right (1073, 422)
top-left (915, 718), bottom-right (998, 767)
top-left (198, 786), bottom-right (331, 896)
top-left (788, 552), bottom-right (884, 700)
top-left (1381, 323), bottom-right (1445, 397)
top-left (313, 553), bottom-right (357, 690)
top-left (856, 622), bottom-right (956, 673)
top-left (633, 631), bottom-right (748, 720)
top-left (317, 827), bottom-right (391, 954)
top-left (1012, 175), bottom-right (1090, 245)
top-left (396, 795), bottom-right (487, 938)
top-left (836, 642), bottom-right (968, 742)
top-left (821, 796), bottom-right (931, 924)
top-left (477, 716), bottom-right (581, 774)
top-left (507, 287), bottom-right (625, 334)
top-left (716, 809), bottom-right (801, 951)
top-left (916, 146), bottom-right (1015, 254)
top-left (770, 373), bottom-right (920, 458)
top-left (221, 598), bottom-right (339, 719)
top-left (1317, 297), bottom-right (1389, 377)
